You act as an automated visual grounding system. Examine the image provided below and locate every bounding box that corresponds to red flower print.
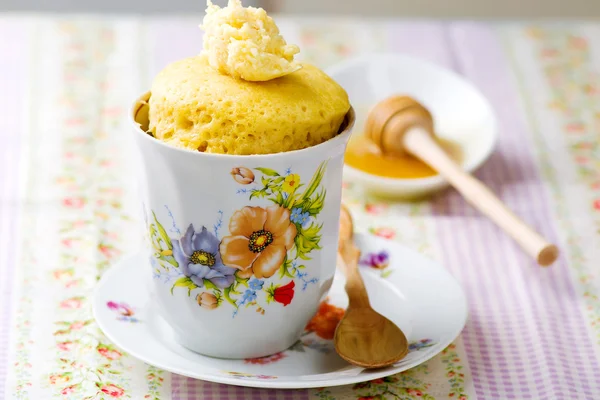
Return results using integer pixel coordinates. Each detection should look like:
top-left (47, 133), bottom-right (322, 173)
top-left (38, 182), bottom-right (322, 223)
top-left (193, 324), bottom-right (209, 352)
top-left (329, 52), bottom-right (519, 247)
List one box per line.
top-left (371, 378), bottom-right (384, 384)
top-left (447, 371), bottom-right (456, 377)
top-left (100, 384), bottom-right (125, 398)
top-left (61, 385), bottom-right (78, 395)
top-left (69, 321), bottom-right (86, 330)
top-left (63, 197), bottom-right (85, 208)
top-left (244, 351), bottom-right (286, 365)
top-left (358, 397), bottom-right (376, 400)
top-left (65, 279), bottom-right (79, 288)
top-left (97, 346), bottom-right (122, 360)
top-left (541, 48), bottom-right (559, 58)
top-left (569, 36), bottom-right (587, 49)
top-left (371, 227), bottom-right (396, 239)
top-left (273, 281), bottom-right (295, 306)
top-left (593, 199), bottom-right (600, 210)
top-left (305, 300), bottom-right (345, 339)
top-left (57, 341), bottom-right (76, 351)
top-left (407, 388), bottom-right (423, 396)
top-left (365, 203), bottom-right (386, 215)
top-left (566, 122), bottom-right (585, 133)
top-left (459, 396), bottom-right (468, 400)
top-left (60, 297), bottom-right (83, 309)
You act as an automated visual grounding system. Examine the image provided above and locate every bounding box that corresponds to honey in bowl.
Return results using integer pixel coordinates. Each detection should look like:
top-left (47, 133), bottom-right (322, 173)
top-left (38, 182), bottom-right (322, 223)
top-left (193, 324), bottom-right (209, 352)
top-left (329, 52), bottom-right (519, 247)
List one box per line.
top-left (344, 134), bottom-right (463, 179)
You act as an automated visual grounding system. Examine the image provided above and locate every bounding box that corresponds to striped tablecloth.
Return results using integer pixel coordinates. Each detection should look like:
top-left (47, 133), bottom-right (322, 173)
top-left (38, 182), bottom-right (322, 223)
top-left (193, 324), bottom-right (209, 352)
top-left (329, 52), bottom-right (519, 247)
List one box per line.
top-left (2, 15), bottom-right (600, 400)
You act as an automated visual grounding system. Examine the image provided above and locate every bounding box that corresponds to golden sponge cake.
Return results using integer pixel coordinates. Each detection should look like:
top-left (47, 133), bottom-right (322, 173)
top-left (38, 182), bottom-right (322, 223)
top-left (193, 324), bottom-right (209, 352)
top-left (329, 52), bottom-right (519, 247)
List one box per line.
top-left (148, 54), bottom-right (350, 155)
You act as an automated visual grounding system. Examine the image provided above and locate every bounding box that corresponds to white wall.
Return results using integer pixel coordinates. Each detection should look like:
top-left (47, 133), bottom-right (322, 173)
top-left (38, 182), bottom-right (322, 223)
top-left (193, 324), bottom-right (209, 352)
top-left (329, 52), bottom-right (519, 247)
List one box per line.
top-left (0, 0), bottom-right (257, 13)
top-left (1, 0), bottom-right (598, 17)
top-left (264, 0), bottom-right (600, 18)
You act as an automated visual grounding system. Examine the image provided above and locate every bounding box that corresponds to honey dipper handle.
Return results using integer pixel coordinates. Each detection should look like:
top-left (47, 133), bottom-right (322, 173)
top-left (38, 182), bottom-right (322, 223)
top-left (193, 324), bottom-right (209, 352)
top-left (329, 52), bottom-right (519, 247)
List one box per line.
top-left (403, 126), bottom-right (559, 266)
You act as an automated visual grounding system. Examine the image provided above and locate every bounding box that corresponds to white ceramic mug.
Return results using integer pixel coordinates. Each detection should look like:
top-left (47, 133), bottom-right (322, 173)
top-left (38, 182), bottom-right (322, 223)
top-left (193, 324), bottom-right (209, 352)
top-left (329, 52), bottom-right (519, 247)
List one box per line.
top-left (131, 92), bottom-right (355, 359)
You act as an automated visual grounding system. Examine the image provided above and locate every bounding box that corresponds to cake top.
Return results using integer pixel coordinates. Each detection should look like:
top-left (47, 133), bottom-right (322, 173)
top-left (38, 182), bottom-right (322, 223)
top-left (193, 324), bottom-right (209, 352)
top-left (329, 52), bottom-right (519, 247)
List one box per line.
top-left (149, 55), bottom-right (350, 154)
top-left (201, 0), bottom-right (300, 82)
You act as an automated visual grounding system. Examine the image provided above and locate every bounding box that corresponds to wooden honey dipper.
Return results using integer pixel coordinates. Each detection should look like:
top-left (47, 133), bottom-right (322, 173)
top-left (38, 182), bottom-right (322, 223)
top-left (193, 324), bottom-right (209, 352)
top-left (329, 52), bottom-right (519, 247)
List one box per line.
top-left (365, 95), bottom-right (559, 266)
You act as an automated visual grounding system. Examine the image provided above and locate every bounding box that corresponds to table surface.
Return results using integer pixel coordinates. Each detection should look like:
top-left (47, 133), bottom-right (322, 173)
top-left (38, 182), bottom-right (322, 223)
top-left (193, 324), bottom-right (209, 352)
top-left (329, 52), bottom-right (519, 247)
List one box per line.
top-left (2, 15), bottom-right (600, 400)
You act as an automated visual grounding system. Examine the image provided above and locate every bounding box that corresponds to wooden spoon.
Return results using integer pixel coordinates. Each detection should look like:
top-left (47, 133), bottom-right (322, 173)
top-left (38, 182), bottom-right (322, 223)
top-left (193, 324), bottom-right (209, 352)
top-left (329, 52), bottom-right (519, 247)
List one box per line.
top-left (365, 95), bottom-right (559, 267)
top-left (334, 205), bottom-right (409, 368)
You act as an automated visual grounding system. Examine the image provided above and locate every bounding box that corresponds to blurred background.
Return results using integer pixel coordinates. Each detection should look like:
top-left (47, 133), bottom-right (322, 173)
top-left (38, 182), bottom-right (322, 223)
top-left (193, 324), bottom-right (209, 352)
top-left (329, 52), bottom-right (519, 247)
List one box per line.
top-left (1, 0), bottom-right (600, 17)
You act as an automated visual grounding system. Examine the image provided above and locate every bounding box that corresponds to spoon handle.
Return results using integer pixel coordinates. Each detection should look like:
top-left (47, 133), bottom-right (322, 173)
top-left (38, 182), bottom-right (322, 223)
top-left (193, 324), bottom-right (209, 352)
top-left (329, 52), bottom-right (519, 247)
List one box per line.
top-left (339, 246), bottom-right (371, 309)
top-left (403, 126), bottom-right (559, 266)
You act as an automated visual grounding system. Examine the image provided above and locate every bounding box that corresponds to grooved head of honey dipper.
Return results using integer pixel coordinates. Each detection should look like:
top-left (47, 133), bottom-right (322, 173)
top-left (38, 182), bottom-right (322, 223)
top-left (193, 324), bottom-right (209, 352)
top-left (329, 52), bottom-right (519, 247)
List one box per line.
top-left (365, 96), bottom-right (436, 157)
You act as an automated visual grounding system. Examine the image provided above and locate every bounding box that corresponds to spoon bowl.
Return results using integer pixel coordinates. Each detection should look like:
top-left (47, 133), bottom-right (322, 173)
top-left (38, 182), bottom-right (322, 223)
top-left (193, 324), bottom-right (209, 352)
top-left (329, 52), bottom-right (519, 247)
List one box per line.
top-left (334, 300), bottom-right (409, 368)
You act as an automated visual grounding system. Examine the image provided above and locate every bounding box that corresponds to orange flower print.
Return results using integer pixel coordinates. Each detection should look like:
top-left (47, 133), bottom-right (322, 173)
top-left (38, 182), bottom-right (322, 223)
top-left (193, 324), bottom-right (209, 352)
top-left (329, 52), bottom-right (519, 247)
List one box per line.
top-left (49, 373), bottom-right (71, 385)
top-left (305, 300), bottom-right (345, 339)
top-left (220, 205), bottom-right (297, 279)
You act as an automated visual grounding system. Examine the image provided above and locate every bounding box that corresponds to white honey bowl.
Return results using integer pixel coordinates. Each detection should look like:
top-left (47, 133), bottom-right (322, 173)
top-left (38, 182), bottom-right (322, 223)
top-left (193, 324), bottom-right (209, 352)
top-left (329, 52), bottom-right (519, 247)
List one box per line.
top-left (327, 53), bottom-right (498, 199)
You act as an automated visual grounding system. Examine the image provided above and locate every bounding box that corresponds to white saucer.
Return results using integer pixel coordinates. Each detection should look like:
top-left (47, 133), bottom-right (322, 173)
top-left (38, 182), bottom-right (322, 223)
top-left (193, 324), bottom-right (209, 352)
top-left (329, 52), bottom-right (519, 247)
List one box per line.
top-left (327, 53), bottom-right (498, 199)
top-left (93, 233), bottom-right (467, 389)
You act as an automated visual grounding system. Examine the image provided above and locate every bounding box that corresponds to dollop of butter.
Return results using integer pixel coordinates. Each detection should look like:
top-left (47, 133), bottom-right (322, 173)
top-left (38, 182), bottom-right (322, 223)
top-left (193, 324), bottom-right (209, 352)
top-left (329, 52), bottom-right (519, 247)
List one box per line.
top-left (200, 0), bottom-right (301, 82)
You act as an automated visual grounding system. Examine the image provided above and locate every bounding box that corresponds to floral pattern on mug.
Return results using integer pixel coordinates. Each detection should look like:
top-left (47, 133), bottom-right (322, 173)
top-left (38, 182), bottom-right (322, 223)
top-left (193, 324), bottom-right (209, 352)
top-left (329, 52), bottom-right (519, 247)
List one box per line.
top-left (147, 162), bottom-right (328, 316)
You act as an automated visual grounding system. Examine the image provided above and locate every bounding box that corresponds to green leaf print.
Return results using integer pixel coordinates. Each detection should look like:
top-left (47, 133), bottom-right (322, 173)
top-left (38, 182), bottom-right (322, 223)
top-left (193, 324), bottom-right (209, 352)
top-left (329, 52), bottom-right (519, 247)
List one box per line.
top-left (300, 188), bottom-right (326, 216)
top-left (159, 254), bottom-right (178, 268)
top-left (278, 256), bottom-right (295, 279)
top-left (203, 279), bottom-right (218, 290)
top-left (152, 211), bottom-right (172, 250)
top-left (298, 161), bottom-right (327, 201)
top-left (269, 190), bottom-right (285, 206)
top-left (224, 285), bottom-right (238, 308)
top-left (295, 222), bottom-right (323, 260)
top-left (255, 167), bottom-right (280, 176)
top-left (171, 277), bottom-right (197, 295)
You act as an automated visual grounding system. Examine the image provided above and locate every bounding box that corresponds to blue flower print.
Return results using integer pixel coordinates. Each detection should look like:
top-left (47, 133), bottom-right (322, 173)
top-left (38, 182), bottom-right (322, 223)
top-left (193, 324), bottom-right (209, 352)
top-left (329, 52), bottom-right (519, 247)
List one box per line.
top-left (248, 278), bottom-right (264, 291)
top-left (290, 207), bottom-right (310, 226)
top-left (241, 289), bottom-right (257, 304)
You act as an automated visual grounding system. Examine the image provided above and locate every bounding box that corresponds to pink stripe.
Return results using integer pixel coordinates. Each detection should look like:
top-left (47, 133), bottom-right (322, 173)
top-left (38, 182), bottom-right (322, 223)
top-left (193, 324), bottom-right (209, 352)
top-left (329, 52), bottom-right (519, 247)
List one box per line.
top-left (0, 19), bottom-right (27, 396)
top-left (432, 23), bottom-right (600, 399)
top-left (146, 19), bottom-right (203, 81)
top-left (387, 21), bottom-right (455, 69)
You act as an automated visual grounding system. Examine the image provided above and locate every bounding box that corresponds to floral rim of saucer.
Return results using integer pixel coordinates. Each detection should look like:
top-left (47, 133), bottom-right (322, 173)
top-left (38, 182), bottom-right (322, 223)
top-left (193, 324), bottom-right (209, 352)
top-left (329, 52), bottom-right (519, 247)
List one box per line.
top-left (92, 233), bottom-right (468, 389)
